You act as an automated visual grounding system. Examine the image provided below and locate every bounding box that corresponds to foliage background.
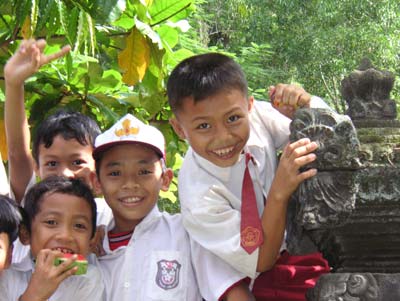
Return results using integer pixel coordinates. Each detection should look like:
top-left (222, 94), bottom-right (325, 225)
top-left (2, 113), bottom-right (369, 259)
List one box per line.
top-left (1, 0), bottom-right (400, 212)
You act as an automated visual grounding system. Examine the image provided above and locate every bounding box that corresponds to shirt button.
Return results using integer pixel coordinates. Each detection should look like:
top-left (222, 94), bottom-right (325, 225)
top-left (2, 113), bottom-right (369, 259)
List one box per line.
top-left (124, 282), bottom-right (130, 288)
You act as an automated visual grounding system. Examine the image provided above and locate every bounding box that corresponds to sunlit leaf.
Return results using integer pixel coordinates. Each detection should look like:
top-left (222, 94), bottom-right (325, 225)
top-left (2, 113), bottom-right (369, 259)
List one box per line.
top-left (118, 28), bottom-right (150, 86)
top-left (21, 16), bottom-right (32, 38)
top-left (149, 0), bottom-right (192, 25)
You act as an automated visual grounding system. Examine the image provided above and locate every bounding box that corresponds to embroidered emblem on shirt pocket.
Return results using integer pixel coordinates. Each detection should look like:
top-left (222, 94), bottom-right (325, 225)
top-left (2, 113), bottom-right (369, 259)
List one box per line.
top-left (156, 259), bottom-right (181, 290)
top-left (146, 251), bottom-right (186, 300)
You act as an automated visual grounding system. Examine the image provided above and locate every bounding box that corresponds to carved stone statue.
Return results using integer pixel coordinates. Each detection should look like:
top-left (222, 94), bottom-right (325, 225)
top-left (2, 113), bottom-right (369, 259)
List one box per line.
top-left (342, 58), bottom-right (396, 120)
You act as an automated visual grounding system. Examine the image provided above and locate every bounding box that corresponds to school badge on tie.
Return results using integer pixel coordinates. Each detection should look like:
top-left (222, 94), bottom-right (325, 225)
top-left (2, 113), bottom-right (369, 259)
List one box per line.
top-left (156, 259), bottom-right (181, 290)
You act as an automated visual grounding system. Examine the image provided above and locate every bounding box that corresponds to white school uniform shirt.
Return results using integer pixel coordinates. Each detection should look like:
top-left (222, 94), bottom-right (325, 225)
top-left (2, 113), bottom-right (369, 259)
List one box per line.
top-left (0, 252), bottom-right (106, 301)
top-left (11, 172), bottom-right (113, 264)
top-left (96, 206), bottom-right (246, 301)
top-left (178, 98), bottom-right (329, 279)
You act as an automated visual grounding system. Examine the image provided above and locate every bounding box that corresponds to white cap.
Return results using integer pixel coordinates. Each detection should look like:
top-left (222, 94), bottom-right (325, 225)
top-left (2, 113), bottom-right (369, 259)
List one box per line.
top-left (93, 114), bottom-right (165, 159)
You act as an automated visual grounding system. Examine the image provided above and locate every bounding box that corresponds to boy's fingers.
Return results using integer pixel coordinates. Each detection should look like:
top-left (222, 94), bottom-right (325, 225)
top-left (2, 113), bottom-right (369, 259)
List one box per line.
top-left (298, 168), bottom-right (317, 181)
top-left (35, 39), bottom-right (47, 51)
top-left (42, 45), bottom-right (71, 65)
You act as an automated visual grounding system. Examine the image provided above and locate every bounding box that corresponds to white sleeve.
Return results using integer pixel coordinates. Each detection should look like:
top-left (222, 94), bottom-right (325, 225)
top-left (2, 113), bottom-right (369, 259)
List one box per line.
top-left (190, 239), bottom-right (247, 301)
top-left (310, 95), bottom-right (333, 110)
top-left (180, 168), bottom-right (259, 278)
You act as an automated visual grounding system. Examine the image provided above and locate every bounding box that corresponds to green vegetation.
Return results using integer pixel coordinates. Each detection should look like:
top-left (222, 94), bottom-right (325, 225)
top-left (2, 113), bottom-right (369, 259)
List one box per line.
top-left (1, 0), bottom-right (400, 212)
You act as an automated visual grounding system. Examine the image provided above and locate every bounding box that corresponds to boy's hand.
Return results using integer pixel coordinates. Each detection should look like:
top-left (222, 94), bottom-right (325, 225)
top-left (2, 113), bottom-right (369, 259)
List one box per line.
top-left (269, 84), bottom-right (311, 119)
top-left (20, 249), bottom-right (78, 301)
top-left (4, 39), bottom-right (71, 86)
top-left (90, 225), bottom-right (106, 257)
top-left (270, 138), bottom-right (318, 204)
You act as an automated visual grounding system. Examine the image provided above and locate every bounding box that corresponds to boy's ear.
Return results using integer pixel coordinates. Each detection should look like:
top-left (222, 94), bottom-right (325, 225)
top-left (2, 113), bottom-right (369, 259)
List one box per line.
top-left (18, 224), bottom-right (30, 246)
top-left (169, 118), bottom-right (186, 140)
top-left (89, 172), bottom-right (103, 197)
top-left (248, 96), bottom-right (254, 112)
top-left (160, 168), bottom-right (174, 192)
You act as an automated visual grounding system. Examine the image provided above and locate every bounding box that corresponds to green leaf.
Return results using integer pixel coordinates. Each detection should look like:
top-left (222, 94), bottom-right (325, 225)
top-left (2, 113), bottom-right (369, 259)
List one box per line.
top-left (149, 0), bottom-right (192, 25)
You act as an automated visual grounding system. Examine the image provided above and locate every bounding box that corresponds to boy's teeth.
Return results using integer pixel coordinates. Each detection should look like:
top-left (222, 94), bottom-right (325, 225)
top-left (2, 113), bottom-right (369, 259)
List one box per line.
top-left (213, 147), bottom-right (234, 156)
top-left (122, 197), bottom-right (141, 203)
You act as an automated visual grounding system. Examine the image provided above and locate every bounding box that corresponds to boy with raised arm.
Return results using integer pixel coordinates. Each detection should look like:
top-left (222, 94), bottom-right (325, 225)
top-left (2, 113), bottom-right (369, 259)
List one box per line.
top-left (92, 113), bottom-right (255, 301)
top-left (167, 53), bottom-right (330, 300)
top-left (4, 39), bottom-right (112, 262)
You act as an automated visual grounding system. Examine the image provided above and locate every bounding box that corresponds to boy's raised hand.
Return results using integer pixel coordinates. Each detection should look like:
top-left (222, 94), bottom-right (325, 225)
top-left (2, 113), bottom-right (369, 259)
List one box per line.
top-left (270, 138), bottom-right (318, 204)
top-left (20, 249), bottom-right (78, 301)
top-left (269, 83), bottom-right (311, 119)
top-left (4, 39), bottom-right (71, 86)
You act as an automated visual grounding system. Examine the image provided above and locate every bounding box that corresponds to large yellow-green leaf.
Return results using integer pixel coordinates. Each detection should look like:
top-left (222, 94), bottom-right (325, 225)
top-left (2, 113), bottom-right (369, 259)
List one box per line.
top-left (118, 28), bottom-right (150, 86)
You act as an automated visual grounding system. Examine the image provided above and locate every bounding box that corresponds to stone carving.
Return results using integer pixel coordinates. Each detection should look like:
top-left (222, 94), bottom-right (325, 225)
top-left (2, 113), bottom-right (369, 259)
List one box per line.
top-left (307, 273), bottom-right (379, 301)
top-left (341, 59), bottom-right (396, 120)
top-left (289, 108), bottom-right (361, 170)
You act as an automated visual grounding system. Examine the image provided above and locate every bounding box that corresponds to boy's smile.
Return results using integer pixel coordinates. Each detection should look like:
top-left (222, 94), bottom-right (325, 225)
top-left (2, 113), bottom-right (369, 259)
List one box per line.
top-left (96, 144), bottom-right (172, 233)
top-left (171, 89), bottom-right (253, 167)
top-left (29, 192), bottom-right (93, 258)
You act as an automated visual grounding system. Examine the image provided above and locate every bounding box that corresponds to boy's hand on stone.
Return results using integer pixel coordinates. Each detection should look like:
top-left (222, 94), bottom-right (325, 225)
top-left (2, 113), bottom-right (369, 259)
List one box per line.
top-left (270, 138), bottom-right (318, 203)
top-left (269, 84), bottom-right (311, 119)
top-left (23, 249), bottom-right (78, 300)
top-left (4, 39), bottom-right (71, 86)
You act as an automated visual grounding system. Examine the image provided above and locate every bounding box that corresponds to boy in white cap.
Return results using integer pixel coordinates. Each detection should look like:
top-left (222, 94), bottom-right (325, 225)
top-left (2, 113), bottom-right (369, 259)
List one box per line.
top-left (91, 114), bottom-right (255, 301)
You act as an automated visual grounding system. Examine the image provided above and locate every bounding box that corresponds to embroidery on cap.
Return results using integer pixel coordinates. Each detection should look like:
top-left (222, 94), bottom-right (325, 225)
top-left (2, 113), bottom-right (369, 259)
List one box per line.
top-left (155, 259), bottom-right (181, 290)
top-left (115, 119), bottom-right (139, 137)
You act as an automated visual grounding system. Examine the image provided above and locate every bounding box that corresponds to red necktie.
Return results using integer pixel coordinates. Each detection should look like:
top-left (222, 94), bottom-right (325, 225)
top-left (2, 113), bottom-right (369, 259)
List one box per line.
top-left (241, 153), bottom-right (264, 254)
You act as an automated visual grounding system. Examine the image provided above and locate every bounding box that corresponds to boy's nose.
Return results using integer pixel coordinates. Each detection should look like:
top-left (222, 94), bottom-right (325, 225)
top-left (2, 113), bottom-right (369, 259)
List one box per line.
top-left (59, 168), bottom-right (75, 179)
top-left (56, 226), bottom-right (74, 241)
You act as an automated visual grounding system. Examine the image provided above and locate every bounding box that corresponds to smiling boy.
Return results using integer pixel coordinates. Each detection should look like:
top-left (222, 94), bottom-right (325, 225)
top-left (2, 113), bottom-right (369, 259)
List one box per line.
top-left (167, 53), bottom-right (330, 300)
top-left (92, 114), bottom-right (254, 301)
top-left (0, 176), bottom-right (105, 301)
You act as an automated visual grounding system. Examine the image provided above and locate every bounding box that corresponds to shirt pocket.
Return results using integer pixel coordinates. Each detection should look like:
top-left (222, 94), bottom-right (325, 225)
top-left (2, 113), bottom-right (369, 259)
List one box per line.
top-left (145, 250), bottom-right (187, 300)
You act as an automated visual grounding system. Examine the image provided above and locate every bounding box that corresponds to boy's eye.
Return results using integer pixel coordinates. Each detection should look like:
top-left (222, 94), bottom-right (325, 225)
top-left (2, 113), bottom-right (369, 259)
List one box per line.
top-left (197, 123), bottom-right (210, 130)
top-left (108, 171), bottom-right (121, 177)
top-left (44, 220), bottom-right (57, 226)
top-left (227, 115), bottom-right (240, 123)
top-left (138, 169), bottom-right (152, 175)
top-left (45, 161), bottom-right (58, 167)
top-left (73, 159), bottom-right (85, 166)
top-left (74, 223), bottom-right (88, 230)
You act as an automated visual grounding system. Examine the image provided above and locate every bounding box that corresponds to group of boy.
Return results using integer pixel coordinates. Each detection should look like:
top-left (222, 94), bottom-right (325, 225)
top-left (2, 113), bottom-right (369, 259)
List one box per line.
top-left (0, 39), bottom-right (330, 300)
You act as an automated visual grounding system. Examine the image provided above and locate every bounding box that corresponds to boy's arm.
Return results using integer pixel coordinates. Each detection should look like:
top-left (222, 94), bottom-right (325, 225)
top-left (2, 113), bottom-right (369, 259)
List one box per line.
top-left (4, 39), bottom-right (70, 203)
top-left (256, 138), bottom-right (318, 272)
top-left (222, 281), bottom-right (255, 301)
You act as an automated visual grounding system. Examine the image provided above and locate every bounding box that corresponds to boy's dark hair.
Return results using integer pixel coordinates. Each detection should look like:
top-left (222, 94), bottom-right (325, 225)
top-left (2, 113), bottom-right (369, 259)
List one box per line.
top-left (167, 53), bottom-right (248, 113)
top-left (24, 176), bottom-right (97, 238)
top-left (0, 195), bottom-right (22, 243)
top-left (32, 110), bottom-right (101, 164)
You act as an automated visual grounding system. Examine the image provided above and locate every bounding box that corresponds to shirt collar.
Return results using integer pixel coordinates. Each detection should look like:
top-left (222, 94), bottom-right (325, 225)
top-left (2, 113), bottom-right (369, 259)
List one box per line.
top-left (10, 251), bottom-right (35, 272)
top-left (103, 205), bottom-right (162, 253)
